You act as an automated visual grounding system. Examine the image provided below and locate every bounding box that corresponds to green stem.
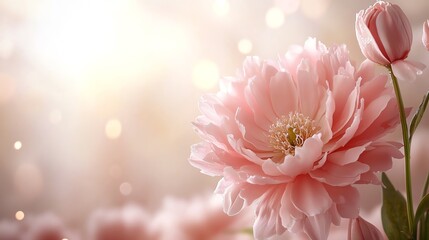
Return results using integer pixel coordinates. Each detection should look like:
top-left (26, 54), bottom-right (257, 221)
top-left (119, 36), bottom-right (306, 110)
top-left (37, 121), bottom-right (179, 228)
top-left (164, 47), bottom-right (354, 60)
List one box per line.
top-left (388, 66), bottom-right (414, 235)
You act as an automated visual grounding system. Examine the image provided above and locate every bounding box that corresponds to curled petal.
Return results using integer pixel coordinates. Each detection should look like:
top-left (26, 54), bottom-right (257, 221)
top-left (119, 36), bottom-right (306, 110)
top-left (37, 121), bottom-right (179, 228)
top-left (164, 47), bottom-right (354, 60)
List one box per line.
top-left (391, 60), bottom-right (426, 81)
top-left (348, 216), bottom-right (384, 240)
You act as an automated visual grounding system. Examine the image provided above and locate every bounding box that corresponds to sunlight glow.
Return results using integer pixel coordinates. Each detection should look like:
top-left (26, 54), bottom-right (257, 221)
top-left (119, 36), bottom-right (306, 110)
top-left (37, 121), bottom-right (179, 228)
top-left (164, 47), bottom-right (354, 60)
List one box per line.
top-left (32, 0), bottom-right (192, 90)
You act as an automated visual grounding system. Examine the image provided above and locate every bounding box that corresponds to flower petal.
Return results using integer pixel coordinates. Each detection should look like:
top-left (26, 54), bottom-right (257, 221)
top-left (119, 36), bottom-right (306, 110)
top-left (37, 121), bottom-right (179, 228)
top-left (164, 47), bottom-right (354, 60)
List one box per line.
top-left (269, 71), bottom-right (298, 117)
top-left (303, 212), bottom-right (332, 240)
top-left (291, 176), bottom-right (332, 216)
top-left (325, 185), bottom-right (360, 219)
top-left (235, 108), bottom-right (272, 151)
top-left (297, 59), bottom-right (320, 118)
top-left (254, 187), bottom-right (287, 239)
top-left (276, 135), bottom-right (324, 178)
top-left (310, 161), bottom-right (370, 186)
top-left (391, 60), bottom-right (426, 81)
top-left (327, 144), bottom-right (369, 166)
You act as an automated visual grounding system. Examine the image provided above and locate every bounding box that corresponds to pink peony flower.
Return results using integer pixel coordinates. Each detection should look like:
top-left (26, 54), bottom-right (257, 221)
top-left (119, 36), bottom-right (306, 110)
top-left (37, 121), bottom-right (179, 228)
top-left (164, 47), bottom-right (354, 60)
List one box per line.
top-left (190, 38), bottom-right (402, 239)
top-left (423, 20), bottom-right (429, 51)
top-left (355, 1), bottom-right (425, 81)
top-left (87, 205), bottom-right (154, 240)
top-left (151, 194), bottom-right (253, 240)
top-left (347, 216), bottom-right (384, 240)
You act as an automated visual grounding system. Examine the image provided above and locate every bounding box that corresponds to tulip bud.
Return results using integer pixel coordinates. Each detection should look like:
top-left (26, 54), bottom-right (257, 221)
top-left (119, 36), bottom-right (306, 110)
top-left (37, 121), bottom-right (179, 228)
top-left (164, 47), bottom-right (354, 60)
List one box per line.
top-left (348, 217), bottom-right (384, 240)
top-left (355, 1), bottom-right (425, 81)
top-left (423, 20), bottom-right (429, 51)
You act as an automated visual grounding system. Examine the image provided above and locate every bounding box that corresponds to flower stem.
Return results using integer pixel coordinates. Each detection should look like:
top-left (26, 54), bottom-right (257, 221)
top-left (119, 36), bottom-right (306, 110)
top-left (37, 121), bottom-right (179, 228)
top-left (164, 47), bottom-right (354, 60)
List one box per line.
top-left (388, 65), bottom-right (414, 234)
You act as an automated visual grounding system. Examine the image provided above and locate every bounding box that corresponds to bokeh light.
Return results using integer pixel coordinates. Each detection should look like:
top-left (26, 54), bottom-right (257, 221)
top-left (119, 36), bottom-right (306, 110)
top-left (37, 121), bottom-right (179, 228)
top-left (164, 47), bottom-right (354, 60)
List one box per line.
top-left (265, 7), bottom-right (285, 29)
top-left (14, 141), bottom-right (22, 150)
top-left (119, 182), bottom-right (132, 196)
top-left (212, 0), bottom-right (230, 16)
top-left (15, 211), bottom-right (24, 221)
top-left (105, 119), bottom-right (122, 140)
top-left (238, 38), bottom-right (253, 54)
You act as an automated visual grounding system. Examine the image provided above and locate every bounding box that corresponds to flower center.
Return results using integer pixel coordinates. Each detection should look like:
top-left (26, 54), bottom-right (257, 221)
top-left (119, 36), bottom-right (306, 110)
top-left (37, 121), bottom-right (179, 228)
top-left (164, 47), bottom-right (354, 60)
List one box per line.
top-left (268, 112), bottom-right (319, 157)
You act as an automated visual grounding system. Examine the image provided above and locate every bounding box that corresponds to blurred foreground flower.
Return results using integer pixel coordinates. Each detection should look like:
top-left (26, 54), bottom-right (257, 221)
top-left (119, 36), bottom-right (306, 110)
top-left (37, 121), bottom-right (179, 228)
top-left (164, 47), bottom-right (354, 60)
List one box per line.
top-left (190, 38), bottom-right (402, 239)
top-left (22, 213), bottom-right (79, 240)
top-left (87, 205), bottom-right (154, 240)
top-left (0, 213), bottom-right (79, 240)
top-left (355, 1), bottom-right (425, 81)
top-left (152, 194), bottom-right (253, 240)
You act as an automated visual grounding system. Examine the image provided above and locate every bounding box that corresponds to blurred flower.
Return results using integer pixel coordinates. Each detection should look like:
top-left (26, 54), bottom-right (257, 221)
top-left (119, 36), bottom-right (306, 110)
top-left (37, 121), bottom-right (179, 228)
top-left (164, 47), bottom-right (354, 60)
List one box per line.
top-left (87, 205), bottom-right (153, 240)
top-left (423, 20), bottom-right (429, 51)
top-left (190, 38), bottom-right (402, 239)
top-left (7, 213), bottom-right (79, 240)
top-left (152, 194), bottom-right (253, 240)
top-left (0, 213), bottom-right (78, 240)
top-left (22, 213), bottom-right (78, 240)
top-left (347, 216), bottom-right (384, 240)
top-left (355, 1), bottom-right (425, 81)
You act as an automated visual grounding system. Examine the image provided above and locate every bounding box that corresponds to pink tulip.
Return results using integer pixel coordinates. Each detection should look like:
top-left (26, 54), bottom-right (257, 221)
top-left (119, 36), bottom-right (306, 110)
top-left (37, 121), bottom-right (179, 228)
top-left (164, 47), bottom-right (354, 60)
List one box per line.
top-left (356, 1), bottom-right (425, 81)
top-left (348, 217), bottom-right (384, 240)
top-left (423, 20), bottom-right (429, 51)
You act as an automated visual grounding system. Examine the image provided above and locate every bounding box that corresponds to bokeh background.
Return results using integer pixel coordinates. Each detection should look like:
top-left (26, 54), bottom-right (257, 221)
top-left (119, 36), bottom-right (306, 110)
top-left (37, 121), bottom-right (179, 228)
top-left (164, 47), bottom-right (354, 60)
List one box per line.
top-left (0, 0), bottom-right (429, 237)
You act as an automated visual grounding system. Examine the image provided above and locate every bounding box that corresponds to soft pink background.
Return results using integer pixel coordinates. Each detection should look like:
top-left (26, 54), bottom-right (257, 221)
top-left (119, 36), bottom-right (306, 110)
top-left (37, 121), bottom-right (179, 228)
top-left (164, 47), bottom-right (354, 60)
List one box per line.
top-left (0, 0), bottom-right (428, 233)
